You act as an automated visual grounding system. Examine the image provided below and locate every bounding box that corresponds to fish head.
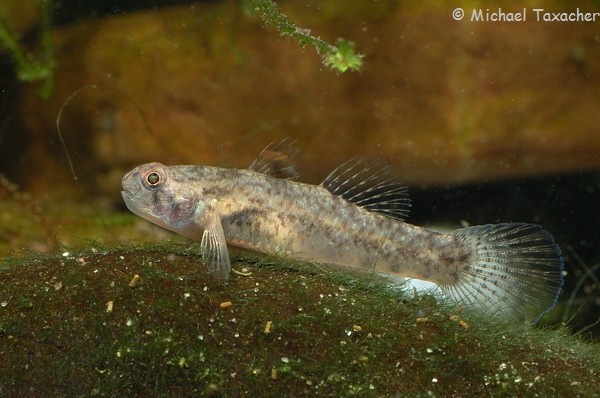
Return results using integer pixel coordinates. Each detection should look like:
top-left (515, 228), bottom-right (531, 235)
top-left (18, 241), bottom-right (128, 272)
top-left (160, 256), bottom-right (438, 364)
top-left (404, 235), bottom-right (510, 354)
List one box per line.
top-left (121, 162), bottom-right (203, 233)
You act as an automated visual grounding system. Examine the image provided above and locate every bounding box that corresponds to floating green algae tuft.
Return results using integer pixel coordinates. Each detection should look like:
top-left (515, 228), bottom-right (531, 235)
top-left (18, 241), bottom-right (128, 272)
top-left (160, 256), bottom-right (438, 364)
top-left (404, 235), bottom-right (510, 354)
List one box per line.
top-left (243, 0), bottom-right (363, 73)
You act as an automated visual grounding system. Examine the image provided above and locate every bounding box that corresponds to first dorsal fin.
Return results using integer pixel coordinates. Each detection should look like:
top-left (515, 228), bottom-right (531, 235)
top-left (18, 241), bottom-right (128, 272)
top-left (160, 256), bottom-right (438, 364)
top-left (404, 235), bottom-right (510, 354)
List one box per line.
top-left (248, 138), bottom-right (300, 180)
top-left (321, 157), bottom-right (411, 221)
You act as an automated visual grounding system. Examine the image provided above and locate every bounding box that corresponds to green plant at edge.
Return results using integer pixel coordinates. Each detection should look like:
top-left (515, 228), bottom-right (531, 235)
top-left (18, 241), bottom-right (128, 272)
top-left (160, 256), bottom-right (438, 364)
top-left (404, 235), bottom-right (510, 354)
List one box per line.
top-left (0, 0), bottom-right (55, 98)
top-left (242, 0), bottom-right (363, 73)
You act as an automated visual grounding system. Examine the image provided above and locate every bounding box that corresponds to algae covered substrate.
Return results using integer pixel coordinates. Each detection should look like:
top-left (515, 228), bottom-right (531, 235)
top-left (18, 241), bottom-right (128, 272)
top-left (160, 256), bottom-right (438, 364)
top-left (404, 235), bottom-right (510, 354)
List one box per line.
top-left (0, 242), bottom-right (599, 397)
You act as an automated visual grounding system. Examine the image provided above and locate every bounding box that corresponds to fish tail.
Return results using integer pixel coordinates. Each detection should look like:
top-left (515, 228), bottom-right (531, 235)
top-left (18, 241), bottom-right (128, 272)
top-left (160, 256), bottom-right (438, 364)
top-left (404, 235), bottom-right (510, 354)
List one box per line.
top-left (442, 223), bottom-right (564, 323)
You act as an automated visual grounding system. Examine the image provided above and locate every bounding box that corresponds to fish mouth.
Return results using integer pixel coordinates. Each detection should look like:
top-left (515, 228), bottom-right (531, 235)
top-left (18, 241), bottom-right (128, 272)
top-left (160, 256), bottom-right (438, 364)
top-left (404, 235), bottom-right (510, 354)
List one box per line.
top-left (121, 190), bottom-right (133, 205)
top-left (121, 190), bottom-right (141, 216)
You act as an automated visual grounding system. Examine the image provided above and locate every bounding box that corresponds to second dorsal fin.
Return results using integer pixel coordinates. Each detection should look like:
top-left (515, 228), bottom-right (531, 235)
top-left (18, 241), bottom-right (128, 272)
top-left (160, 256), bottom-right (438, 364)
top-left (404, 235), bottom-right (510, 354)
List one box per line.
top-left (248, 138), bottom-right (300, 180)
top-left (321, 157), bottom-right (411, 221)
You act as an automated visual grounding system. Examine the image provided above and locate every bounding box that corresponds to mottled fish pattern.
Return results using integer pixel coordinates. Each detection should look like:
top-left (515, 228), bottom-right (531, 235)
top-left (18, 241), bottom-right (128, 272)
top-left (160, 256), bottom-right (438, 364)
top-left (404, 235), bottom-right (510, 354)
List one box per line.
top-left (121, 139), bottom-right (563, 322)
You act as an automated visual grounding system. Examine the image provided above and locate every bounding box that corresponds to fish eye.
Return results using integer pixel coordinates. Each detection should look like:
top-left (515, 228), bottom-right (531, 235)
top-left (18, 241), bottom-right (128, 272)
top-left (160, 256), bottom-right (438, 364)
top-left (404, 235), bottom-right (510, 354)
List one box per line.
top-left (147, 172), bottom-right (160, 185)
top-left (139, 163), bottom-right (167, 190)
top-left (142, 170), bottom-right (164, 190)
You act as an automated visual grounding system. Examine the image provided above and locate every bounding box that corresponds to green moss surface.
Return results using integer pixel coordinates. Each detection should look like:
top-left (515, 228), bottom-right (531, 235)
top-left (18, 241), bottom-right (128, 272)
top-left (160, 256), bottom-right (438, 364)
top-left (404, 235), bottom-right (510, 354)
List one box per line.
top-left (1, 242), bottom-right (599, 397)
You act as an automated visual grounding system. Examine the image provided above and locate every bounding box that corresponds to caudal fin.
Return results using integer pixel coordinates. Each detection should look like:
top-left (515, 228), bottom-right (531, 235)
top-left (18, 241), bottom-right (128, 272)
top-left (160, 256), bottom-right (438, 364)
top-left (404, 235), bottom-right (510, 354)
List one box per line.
top-left (442, 223), bottom-right (564, 323)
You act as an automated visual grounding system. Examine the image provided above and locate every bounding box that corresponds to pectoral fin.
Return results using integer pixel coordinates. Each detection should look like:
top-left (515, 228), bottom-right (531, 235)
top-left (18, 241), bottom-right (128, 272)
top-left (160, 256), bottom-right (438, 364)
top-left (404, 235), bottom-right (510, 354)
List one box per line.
top-left (199, 208), bottom-right (231, 283)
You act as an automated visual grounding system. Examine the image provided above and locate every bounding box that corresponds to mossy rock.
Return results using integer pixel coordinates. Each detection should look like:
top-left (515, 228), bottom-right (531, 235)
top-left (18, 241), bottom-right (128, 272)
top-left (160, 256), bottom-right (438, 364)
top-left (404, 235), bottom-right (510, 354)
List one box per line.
top-left (0, 243), bottom-right (599, 396)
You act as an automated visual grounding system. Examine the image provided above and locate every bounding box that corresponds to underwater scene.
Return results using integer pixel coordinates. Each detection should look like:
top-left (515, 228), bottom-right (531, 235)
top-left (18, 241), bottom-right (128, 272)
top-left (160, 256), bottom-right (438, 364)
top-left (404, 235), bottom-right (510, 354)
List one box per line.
top-left (1, 0), bottom-right (600, 396)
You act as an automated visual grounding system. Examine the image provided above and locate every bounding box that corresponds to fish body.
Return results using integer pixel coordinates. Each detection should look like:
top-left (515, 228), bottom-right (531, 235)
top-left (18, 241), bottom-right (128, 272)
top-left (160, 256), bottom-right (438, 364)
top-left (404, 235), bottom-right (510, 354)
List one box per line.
top-left (122, 140), bottom-right (563, 321)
